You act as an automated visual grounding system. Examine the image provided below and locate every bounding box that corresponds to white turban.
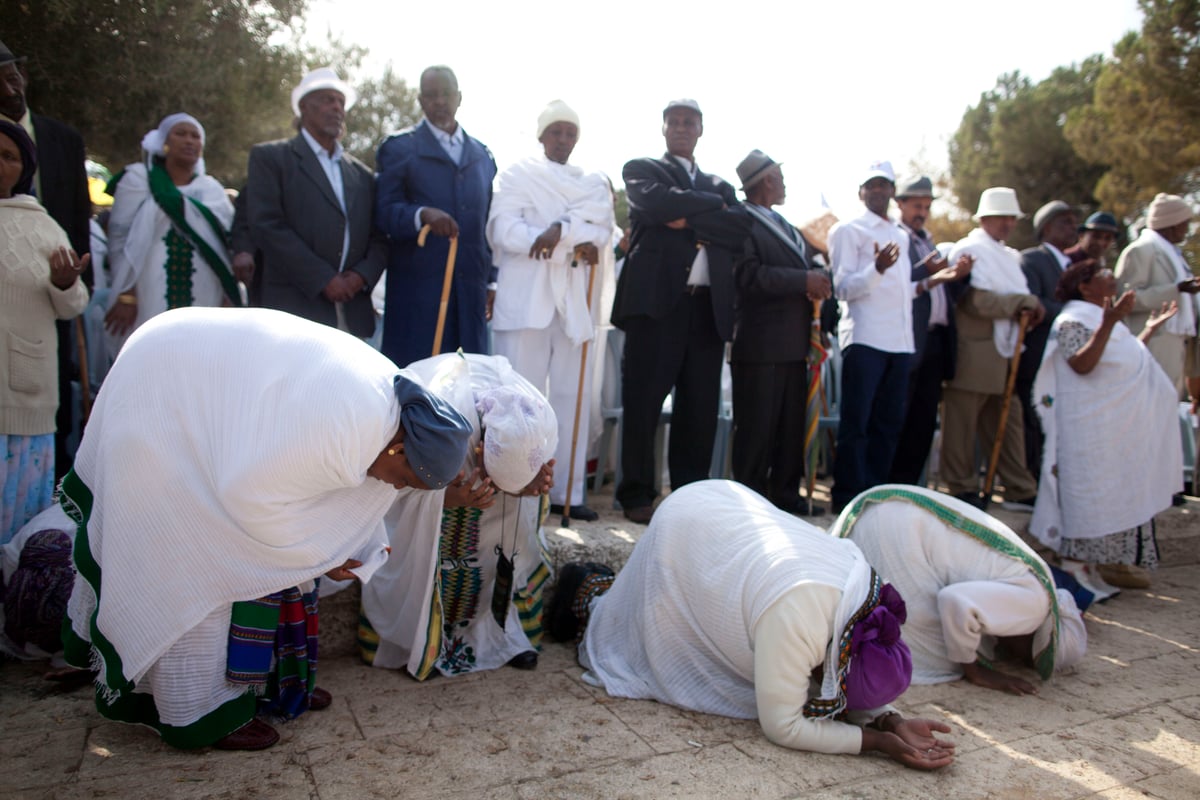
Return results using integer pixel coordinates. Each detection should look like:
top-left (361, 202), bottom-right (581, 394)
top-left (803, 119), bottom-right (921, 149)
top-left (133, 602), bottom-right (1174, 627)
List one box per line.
top-left (140, 112), bottom-right (207, 175)
top-left (537, 99), bottom-right (580, 139)
top-left (477, 386), bottom-right (558, 494)
top-left (1147, 193), bottom-right (1192, 230)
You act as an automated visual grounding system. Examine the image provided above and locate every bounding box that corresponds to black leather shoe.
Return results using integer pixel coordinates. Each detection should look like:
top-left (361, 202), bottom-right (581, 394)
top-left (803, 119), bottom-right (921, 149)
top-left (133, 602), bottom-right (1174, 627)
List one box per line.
top-left (550, 503), bottom-right (599, 522)
top-left (213, 719), bottom-right (280, 751)
top-left (507, 650), bottom-right (539, 670)
top-left (954, 491), bottom-right (986, 509)
top-left (623, 505), bottom-right (654, 524)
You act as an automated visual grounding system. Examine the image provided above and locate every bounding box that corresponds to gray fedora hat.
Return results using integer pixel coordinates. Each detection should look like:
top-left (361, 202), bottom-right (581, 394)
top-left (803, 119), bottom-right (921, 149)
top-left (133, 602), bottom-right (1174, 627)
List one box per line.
top-left (896, 175), bottom-right (935, 199)
top-left (1033, 200), bottom-right (1073, 237)
top-left (0, 40), bottom-right (26, 67)
top-left (736, 149), bottom-right (781, 191)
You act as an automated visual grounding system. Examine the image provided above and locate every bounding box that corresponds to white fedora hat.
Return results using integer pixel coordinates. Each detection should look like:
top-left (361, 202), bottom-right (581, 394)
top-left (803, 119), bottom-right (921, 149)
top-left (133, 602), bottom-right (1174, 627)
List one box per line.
top-left (291, 67), bottom-right (358, 116)
top-left (974, 187), bottom-right (1024, 219)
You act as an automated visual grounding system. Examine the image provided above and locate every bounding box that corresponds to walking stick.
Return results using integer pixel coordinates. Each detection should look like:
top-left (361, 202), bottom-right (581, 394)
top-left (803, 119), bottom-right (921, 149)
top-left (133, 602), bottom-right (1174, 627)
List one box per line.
top-left (561, 248), bottom-right (599, 528)
top-left (74, 317), bottom-right (93, 425)
top-left (417, 224), bottom-right (459, 357)
top-left (982, 312), bottom-right (1031, 506)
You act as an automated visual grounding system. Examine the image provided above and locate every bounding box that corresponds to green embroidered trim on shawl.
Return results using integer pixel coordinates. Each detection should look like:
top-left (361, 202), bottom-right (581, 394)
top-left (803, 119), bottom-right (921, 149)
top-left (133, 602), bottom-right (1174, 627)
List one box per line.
top-left (59, 469), bottom-right (255, 748)
top-left (147, 163), bottom-right (242, 307)
top-left (163, 227), bottom-right (195, 308)
top-left (834, 487), bottom-right (1059, 679)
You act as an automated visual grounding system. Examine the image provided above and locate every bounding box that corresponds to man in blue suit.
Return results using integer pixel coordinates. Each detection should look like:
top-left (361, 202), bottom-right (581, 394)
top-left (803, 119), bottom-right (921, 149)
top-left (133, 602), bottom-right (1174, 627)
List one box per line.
top-left (376, 66), bottom-right (497, 367)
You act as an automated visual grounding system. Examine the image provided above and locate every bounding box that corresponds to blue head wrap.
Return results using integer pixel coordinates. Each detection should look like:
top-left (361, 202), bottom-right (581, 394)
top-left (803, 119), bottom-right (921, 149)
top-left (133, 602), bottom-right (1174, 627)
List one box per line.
top-left (393, 374), bottom-right (472, 489)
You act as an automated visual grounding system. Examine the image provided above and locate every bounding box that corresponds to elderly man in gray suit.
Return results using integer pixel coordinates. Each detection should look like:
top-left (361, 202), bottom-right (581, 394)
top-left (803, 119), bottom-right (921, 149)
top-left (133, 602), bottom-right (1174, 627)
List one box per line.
top-left (245, 67), bottom-right (387, 337)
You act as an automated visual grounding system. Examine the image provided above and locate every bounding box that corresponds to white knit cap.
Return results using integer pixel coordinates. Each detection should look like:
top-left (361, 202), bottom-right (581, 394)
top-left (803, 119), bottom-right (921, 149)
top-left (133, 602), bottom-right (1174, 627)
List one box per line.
top-left (1147, 193), bottom-right (1192, 229)
top-left (477, 386), bottom-right (558, 494)
top-left (537, 99), bottom-right (580, 139)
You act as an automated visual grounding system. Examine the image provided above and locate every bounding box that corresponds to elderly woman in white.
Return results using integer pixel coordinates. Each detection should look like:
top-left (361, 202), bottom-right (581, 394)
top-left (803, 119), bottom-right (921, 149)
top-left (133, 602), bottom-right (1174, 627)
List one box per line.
top-left (360, 352), bottom-right (559, 677)
top-left (832, 484), bottom-right (1088, 694)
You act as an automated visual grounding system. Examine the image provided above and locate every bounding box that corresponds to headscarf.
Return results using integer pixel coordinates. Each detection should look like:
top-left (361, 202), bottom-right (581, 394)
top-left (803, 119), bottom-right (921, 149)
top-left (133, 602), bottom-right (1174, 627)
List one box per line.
top-left (1039, 588), bottom-right (1087, 672)
top-left (476, 384), bottom-right (558, 493)
top-left (0, 119), bottom-right (37, 196)
top-left (842, 583), bottom-right (913, 710)
top-left (140, 112), bottom-right (207, 175)
top-left (394, 374), bottom-right (473, 489)
top-left (3, 530), bottom-right (74, 654)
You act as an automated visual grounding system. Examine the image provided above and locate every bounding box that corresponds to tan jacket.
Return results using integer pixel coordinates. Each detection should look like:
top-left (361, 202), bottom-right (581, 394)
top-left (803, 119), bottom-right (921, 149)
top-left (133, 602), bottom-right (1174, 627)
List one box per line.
top-left (948, 286), bottom-right (1040, 395)
top-left (1115, 232), bottom-right (1190, 388)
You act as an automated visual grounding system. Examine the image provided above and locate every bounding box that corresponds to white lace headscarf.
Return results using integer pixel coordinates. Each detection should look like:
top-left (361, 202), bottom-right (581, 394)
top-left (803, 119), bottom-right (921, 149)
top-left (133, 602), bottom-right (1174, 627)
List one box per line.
top-left (476, 385), bottom-right (558, 494)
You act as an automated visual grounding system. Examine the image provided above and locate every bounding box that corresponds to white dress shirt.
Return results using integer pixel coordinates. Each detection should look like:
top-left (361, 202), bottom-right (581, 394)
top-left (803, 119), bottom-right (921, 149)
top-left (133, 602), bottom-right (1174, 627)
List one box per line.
top-left (829, 210), bottom-right (914, 353)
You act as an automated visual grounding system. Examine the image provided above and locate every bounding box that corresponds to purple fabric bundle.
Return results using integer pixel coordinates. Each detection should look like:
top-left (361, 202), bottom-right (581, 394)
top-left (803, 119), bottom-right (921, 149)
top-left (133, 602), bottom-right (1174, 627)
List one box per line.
top-left (843, 582), bottom-right (913, 710)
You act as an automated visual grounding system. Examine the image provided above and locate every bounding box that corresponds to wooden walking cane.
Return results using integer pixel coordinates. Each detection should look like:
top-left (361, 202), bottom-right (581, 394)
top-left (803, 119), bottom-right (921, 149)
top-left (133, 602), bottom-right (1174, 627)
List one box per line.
top-left (561, 247), bottom-right (600, 528)
top-left (74, 317), bottom-right (93, 425)
top-left (417, 224), bottom-right (459, 356)
top-left (982, 311), bottom-right (1031, 507)
top-left (805, 299), bottom-right (823, 516)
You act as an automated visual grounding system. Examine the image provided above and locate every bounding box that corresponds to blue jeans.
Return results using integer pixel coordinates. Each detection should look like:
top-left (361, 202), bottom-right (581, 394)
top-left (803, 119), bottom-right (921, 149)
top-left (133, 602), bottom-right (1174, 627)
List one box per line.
top-left (832, 344), bottom-right (911, 506)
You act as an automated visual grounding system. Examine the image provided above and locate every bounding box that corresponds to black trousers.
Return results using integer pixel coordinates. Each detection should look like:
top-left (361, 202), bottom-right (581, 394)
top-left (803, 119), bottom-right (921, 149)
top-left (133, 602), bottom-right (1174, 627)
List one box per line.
top-left (616, 290), bottom-right (723, 510)
top-left (1015, 375), bottom-right (1042, 482)
top-left (731, 361), bottom-right (809, 509)
top-left (889, 325), bottom-right (952, 485)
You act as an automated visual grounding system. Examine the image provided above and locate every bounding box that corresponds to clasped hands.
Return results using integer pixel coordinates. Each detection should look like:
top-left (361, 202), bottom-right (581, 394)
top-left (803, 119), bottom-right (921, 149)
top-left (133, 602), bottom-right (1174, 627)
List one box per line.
top-left (443, 455), bottom-right (557, 510)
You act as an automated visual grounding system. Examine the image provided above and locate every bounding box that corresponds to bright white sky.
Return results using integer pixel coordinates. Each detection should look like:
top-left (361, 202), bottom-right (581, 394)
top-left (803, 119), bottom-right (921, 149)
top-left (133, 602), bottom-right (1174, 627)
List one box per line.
top-left (302, 0), bottom-right (1143, 221)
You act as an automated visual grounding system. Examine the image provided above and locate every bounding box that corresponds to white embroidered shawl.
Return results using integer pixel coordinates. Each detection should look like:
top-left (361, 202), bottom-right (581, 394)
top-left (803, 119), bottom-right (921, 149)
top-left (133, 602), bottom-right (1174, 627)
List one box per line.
top-left (949, 228), bottom-right (1031, 358)
top-left (1030, 300), bottom-right (1181, 546)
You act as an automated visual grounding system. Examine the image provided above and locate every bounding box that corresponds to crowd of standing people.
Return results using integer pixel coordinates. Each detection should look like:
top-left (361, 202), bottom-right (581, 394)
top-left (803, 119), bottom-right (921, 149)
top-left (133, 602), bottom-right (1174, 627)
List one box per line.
top-left (1, 38), bottom-right (1195, 768)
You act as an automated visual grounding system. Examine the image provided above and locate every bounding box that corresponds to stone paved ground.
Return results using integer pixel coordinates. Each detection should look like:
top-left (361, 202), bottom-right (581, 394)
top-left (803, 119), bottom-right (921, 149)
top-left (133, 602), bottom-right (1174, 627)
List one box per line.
top-left (3, 484), bottom-right (1199, 799)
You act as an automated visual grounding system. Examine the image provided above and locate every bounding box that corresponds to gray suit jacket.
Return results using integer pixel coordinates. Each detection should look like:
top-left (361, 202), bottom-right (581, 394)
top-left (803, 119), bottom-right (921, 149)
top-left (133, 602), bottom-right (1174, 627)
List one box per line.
top-left (245, 134), bottom-right (387, 337)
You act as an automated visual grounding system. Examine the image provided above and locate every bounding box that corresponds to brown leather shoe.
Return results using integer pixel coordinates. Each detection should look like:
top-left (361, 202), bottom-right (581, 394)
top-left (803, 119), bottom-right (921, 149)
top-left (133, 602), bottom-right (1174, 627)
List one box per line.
top-left (623, 504), bottom-right (654, 524)
top-left (309, 687), bottom-right (333, 711)
top-left (1096, 563), bottom-right (1151, 589)
top-left (213, 718), bottom-right (279, 751)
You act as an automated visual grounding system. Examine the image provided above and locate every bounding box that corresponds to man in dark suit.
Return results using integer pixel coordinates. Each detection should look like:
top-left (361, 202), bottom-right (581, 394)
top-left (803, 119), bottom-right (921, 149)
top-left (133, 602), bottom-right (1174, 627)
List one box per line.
top-left (888, 176), bottom-right (973, 485)
top-left (1017, 200), bottom-right (1077, 478)
top-left (375, 65), bottom-right (497, 367)
top-left (2, 39), bottom-right (91, 479)
top-left (727, 151), bottom-right (831, 513)
top-left (245, 67), bottom-right (386, 338)
top-left (610, 99), bottom-right (744, 523)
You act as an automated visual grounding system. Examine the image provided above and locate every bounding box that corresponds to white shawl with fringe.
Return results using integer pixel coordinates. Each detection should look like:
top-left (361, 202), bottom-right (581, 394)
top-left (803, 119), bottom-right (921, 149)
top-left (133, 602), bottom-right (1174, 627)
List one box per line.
top-left (582, 479), bottom-right (872, 720)
top-left (66, 307), bottom-right (401, 688)
top-left (949, 228), bottom-right (1031, 358)
top-left (487, 155), bottom-right (614, 344)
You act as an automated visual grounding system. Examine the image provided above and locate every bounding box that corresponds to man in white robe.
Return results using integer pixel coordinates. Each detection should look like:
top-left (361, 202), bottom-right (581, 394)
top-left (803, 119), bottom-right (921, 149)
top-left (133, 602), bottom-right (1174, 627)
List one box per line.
top-left (832, 484), bottom-right (1087, 692)
top-left (488, 100), bottom-right (614, 520)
